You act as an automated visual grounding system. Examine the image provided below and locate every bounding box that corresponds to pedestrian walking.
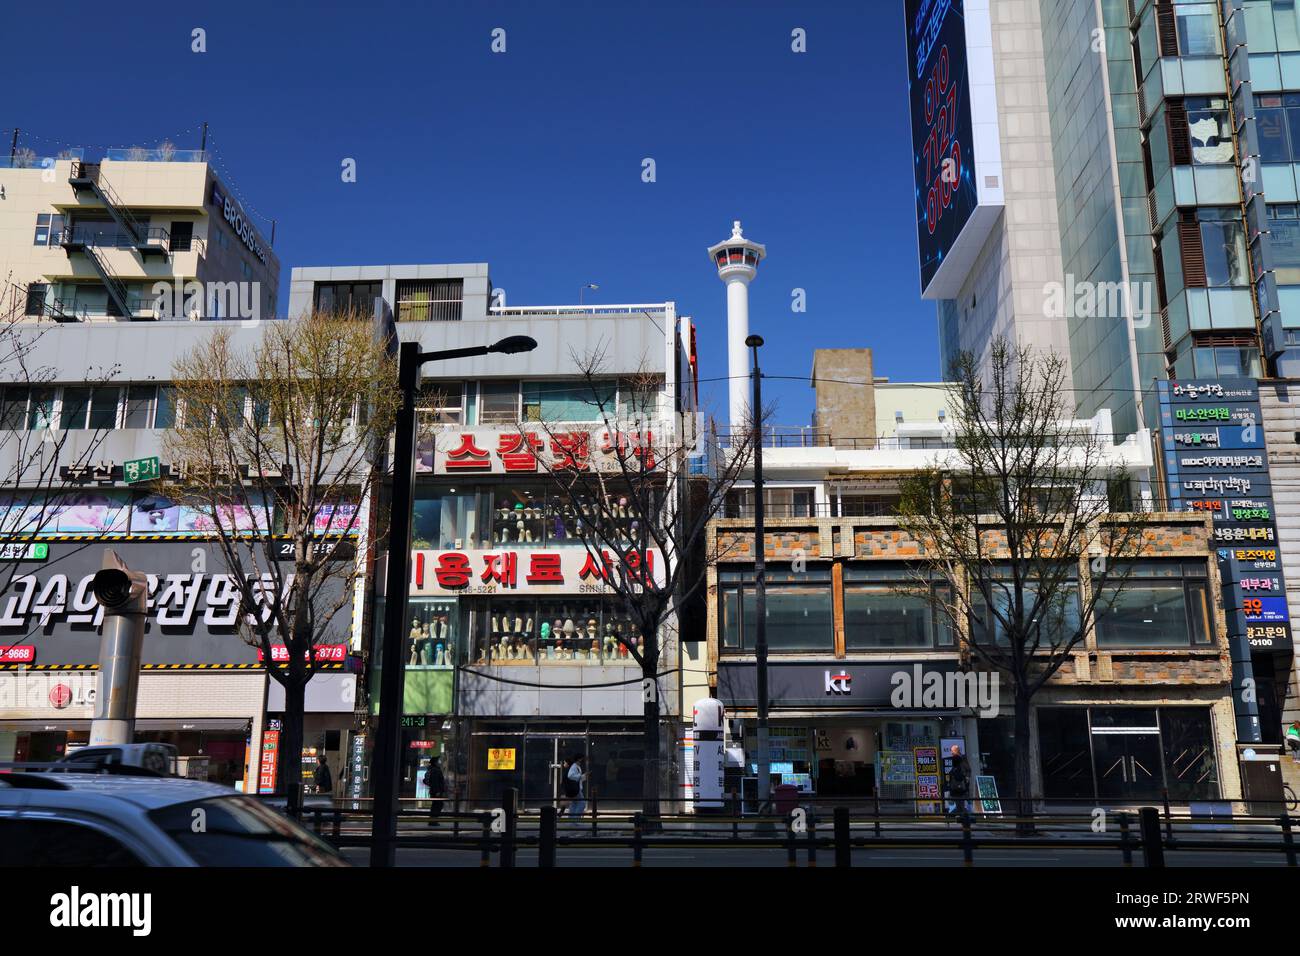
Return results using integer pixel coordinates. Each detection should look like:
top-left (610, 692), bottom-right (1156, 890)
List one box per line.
top-left (944, 744), bottom-right (971, 818)
top-left (424, 755), bottom-right (447, 827)
top-left (1286, 721), bottom-right (1300, 760)
top-left (566, 754), bottom-right (588, 819)
top-left (313, 754), bottom-right (333, 796)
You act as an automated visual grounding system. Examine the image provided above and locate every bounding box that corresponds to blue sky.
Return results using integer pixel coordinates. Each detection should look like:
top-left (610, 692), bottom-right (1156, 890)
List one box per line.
top-left (2, 0), bottom-right (937, 427)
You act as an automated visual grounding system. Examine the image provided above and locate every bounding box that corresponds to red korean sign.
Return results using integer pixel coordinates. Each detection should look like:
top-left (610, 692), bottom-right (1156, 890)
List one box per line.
top-left (257, 728), bottom-right (281, 794)
top-left (432, 427), bottom-right (660, 475)
top-left (410, 548), bottom-right (665, 596)
top-left (0, 645), bottom-right (35, 663)
top-left (256, 644), bottom-right (348, 663)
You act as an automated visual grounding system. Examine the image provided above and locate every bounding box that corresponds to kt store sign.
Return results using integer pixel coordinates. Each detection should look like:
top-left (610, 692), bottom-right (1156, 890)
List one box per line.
top-left (410, 548), bottom-right (665, 596)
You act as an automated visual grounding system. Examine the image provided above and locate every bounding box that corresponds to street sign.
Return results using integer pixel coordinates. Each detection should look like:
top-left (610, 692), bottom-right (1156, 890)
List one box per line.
top-left (0, 542), bottom-right (47, 560)
top-left (123, 456), bottom-right (161, 484)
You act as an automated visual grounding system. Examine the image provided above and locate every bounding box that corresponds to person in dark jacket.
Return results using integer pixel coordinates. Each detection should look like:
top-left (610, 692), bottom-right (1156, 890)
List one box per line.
top-left (424, 756), bottom-right (447, 827)
top-left (314, 755), bottom-right (333, 796)
top-left (944, 744), bottom-right (971, 817)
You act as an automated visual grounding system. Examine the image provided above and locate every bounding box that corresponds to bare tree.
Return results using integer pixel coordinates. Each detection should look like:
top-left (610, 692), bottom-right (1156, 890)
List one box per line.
top-left (497, 352), bottom-right (757, 819)
top-left (162, 313), bottom-right (399, 815)
top-left (896, 338), bottom-right (1149, 822)
top-left (0, 278), bottom-right (120, 631)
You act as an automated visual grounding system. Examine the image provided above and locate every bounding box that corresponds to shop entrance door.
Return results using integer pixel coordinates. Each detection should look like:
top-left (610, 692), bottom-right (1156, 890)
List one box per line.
top-left (1092, 729), bottom-right (1163, 801)
top-left (522, 736), bottom-right (589, 806)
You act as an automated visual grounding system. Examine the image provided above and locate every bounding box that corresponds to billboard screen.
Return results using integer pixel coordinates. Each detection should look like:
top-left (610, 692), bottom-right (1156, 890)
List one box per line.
top-left (905, 0), bottom-right (979, 292)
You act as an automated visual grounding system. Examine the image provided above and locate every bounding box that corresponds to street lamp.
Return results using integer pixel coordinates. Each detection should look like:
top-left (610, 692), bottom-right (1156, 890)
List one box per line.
top-left (579, 283), bottom-right (598, 305)
top-left (369, 333), bottom-right (538, 867)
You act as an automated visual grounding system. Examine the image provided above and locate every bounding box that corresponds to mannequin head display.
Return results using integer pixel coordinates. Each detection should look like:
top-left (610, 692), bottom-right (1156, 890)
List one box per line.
top-left (492, 614), bottom-right (500, 633)
top-left (434, 641), bottom-right (446, 667)
top-left (586, 618), bottom-right (598, 639)
top-left (589, 639), bottom-right (600, 662)
top-left (514, 502), bottom-right (528, 543)
top-left (498, 634), bottom-right (510, 660)
top-left (446, 640), bottom-right (455, 667)
top-left (513, 614), bottom-right (524, 636)
top-left (563, 617), bottom-right (576, 638)
top-left (409, 642), bottom-right (420, 666)
top-left (540, 620), bottom-right (551, 642)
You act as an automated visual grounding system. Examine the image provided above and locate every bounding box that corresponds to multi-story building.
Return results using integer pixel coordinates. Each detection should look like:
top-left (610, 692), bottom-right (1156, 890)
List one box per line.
top-left (0, 147), bottom-right (367, 794)
top-left (905, 0), bottom-right (1300, 763)
top-left (1, 144), bottom-right (279, 322)
top-left (708, 349), bottom-right (1242, 805)
top-left (288, 265), bottom-right (701, 805)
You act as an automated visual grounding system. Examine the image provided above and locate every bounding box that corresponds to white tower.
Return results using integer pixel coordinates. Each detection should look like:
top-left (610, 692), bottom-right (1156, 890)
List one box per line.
top-left (708, 221), bottom-right (766, 427)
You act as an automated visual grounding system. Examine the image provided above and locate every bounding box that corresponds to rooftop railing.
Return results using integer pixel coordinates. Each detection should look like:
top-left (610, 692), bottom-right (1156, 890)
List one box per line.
top-left (489, 304), bottom-right (670, 317)
top-left (104, 148), bottom-right (208, 163)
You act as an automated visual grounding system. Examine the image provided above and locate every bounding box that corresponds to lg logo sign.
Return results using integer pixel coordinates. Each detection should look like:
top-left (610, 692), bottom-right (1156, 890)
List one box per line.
top-left (824, 671), bottom-right (852, 695)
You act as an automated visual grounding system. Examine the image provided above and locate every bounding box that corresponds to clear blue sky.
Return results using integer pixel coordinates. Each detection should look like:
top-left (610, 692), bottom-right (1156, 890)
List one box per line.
top-left (2, 0), bottom-right (938, 427)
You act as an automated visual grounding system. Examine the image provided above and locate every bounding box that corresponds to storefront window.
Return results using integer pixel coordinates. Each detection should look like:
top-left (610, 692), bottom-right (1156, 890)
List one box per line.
top-left (843, 565), bottom-right (953, 649)
top-left (1037, 708), bottom-right (1095, 800)
top-left (1094, 560), bottom-right (1211, 648)
top-left (718, 566), bottom-right (834, 652)
top-left (412, 487), bottom-right (488, 550)
top-left (465, 597), bottom-right (641, 665)
top-left (406, 599), bottom-right (458, 668)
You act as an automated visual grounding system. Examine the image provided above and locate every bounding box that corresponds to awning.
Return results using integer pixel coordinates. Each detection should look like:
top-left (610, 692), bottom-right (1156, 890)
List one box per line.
top-left (721, 709), bottom-right (963, 720)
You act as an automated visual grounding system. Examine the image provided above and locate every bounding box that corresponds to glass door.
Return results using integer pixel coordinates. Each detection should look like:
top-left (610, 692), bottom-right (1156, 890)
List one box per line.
top-left (1091, 709), bottom-right (1164, 801)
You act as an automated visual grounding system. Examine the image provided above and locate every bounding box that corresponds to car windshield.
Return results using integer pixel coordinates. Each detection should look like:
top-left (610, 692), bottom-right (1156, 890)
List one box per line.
top-left (148, 796), bottom-right (348, 867)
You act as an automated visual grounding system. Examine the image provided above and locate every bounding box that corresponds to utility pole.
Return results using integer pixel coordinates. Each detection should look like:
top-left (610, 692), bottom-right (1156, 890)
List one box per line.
top-left (200, 122), bottom-right (208, 154)
top-left (88, 551), bottom-right (149, 746)
top-left (747, 334), bottom-right (770, 805)
top-left (9, 128), bottom-right (18, 164)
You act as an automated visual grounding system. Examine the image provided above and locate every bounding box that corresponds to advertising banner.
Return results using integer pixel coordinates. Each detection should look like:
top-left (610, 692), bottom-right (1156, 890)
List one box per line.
top-left (1157, 379), bottom-right (1291, 651)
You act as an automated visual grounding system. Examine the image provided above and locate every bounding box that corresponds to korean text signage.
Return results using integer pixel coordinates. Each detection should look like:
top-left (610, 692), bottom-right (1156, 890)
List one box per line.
top-left (428, 427), bottom-right (661, 475)
top-left (1158, 379), bottom-right (1292, 651)
top-left (0, 541), bottom-right (352, 666)
top-left (905, 0), bottom-right (978, 292)
top-left (258, 723), bottom-right (281, 794)
top-left (487, 747), bottom-right (516, 771)
top-left (409, 547), bottom-right (664, 596)
top-left (210, 182), bottom-right (268, 265)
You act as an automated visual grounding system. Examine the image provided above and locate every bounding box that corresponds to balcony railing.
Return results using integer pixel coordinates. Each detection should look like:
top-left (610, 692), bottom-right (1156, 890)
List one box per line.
top-left (105, 148), bottom-right (208, 163)
top-left (60, 225), bottom-right (171, 252)
top-left (489, 304), bottom-right (670, 317)
top-left (716, 426), bottom-right (954, 451)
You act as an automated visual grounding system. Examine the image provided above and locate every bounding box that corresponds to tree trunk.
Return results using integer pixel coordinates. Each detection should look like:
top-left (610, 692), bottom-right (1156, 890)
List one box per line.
top-left (640, 627), bottom-right (661, 826)
top-left (1013, 685), bottom-right (1035, 835)
top-left (280, 676), bottom-right (308, 816)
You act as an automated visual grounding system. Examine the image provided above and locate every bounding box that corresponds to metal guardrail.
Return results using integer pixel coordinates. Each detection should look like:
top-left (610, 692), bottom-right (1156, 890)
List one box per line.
top-left (263, 790), bottom-right (1300, 868)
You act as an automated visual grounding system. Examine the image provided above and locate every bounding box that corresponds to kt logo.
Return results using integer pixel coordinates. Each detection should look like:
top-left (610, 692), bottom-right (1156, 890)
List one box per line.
top-left (824, 671), bottom-right (852, 695)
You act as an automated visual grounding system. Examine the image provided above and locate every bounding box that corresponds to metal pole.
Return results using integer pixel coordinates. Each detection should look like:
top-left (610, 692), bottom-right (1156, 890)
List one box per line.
top-left (88, 551), bottom-right (148, 746)
top-left (200, 122), bottom-right (207, 154)
top-left (9, 128), bottom-right (18, 164)
top-left (749, 336), bottom-right (769, 804)
top-left (368, 340), bottom-right (421, 868)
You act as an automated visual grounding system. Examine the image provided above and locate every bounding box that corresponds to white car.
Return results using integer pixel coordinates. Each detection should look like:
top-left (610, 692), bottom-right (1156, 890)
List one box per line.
top-left (0, 772), bottom-right (348, 867)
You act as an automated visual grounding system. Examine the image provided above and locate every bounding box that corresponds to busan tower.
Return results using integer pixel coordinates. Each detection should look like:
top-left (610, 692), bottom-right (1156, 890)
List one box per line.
top-left (708, 221), bottom-right (766, 427)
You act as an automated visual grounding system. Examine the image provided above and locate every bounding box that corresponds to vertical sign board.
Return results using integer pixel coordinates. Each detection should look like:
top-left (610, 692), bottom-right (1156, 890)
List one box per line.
top-left (913, 745), bottom-right (941, 814)
top-left (905, 0), bottom-right (979, 293)
top-left (258, 720), bottom-right (282, 795)
top-left (349, 733), bottom-right (367, 810)
top-left (1158, 379), bottom-right (1292, 653)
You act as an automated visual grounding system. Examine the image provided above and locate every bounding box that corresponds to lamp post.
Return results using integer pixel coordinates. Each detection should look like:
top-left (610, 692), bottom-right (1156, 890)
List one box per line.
top-left (746, 333), bottom-right (770, 806)
top-left (579, 283), bottom-right (598, 305)
top-left (369, 333), bottom-right (537, 868)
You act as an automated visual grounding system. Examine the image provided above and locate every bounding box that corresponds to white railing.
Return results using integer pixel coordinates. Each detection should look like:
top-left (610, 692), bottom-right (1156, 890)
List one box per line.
top-left (489, 304), bottom-right (670, 316)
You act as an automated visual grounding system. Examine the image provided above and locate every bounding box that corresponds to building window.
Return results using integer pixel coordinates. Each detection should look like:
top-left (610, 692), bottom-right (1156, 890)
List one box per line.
top-left (1185, 97), bottom-right (1234, 165)
top-left (1269, 204), bottom-right (1300, 285)
top-left (843, 565), bottom-right (953, 649)
top-left (24, 283), bottom-right (47, 316)
top-left (719, 566), bottom-right (834, 653)
top-left (461, 596), bottom-right (641, 665)
top-left (1192, 346), bottom-right (1262, 379)
top-left (1095, 560), bottom-right (1211, 648)
top-left (522, 380), bottom-right (615, 422)
top-left (478, 381), bottom-right (519, 425)
top-left (60, 386), bottom-right (120, 430)
top-left (396, 279), bottom-right (462, 322)
top-left (418, 381), bottom-right (464, 426)
top-left (169, 221), bottom-right (193, 253)
top-left (0, 387), bottom-right (56, 430)
top-left (32, 213), bottom-right (66, 247)
top-left (1174, 3), bottom-right (1223, 56)
top-left (1198, 209), bottom-right (1250, 287)
top-left (969, 572), bottom-right (1082, 647)
top-left (1254, 92), bottom-right (1300, 162)
top-left (725, 487), bottom-right (816, 518)
top-left (313, 281), bottom-right (382, 315)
